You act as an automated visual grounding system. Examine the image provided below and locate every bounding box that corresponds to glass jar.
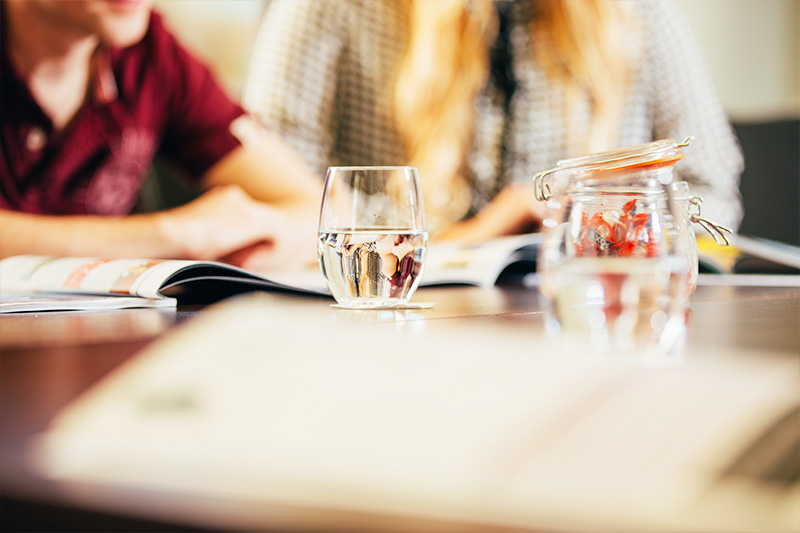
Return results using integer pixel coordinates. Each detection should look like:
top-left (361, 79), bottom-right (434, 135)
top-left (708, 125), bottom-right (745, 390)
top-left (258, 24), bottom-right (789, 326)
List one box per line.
top-left (534, 138), bottom-right (697, 359)
top-left (670, 181), bottom-right (699, 301)
top-left (670, 181), bottom-right (733, 302)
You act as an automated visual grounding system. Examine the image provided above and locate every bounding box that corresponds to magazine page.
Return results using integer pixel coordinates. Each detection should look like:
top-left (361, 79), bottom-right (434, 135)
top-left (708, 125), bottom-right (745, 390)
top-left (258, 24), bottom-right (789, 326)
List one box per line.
top-left (0, 235), bottom-right (542, 310)
top-left (732, 234), bottom-right (800, 273)
top-left (0, 256), bottom-right (331, 305)
top-left (697, 236), bottom-right (738, 273)
top-left (422, 233), bottom-right (542, 288)
top-left (153, 261), bottom-right (331, 297)
top-left (697, 235), bottom-right (800, 275)
top-left (252, 264), bottom-right (330, 294)
top-left (0, 256), bottom-right (181, 299)
top-left (258, 234), bottom-right (543, 293)
top-left (0, 293), bottom-right (177, 314)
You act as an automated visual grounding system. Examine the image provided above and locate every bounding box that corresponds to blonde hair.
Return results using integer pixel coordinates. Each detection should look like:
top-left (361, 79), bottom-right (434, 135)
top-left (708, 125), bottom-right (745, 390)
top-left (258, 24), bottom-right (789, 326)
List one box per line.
top-left (393, 0), bottom-right (639, 231)
top-left (532, 0), bottom-right (638, 154)
top-left (393, 0), bottom-right (495, 233)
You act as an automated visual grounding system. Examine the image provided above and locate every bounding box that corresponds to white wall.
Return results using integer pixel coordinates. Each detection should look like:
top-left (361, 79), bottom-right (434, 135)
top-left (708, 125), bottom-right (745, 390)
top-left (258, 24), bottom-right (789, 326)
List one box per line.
top-left (676, 0), bottom-right (799, 121)
top-left (155, 0), bottom-right (266, 97)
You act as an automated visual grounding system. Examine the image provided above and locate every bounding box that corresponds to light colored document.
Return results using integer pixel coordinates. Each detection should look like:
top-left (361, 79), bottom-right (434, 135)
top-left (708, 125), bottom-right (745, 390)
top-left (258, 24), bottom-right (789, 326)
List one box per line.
top-left (30, 295), bottom-right (799, 532)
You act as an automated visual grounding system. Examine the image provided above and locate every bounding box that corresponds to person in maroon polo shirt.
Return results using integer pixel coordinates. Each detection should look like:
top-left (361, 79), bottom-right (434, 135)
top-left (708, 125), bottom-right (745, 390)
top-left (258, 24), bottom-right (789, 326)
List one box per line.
top-left (0, 0), bottom-right (322, 271)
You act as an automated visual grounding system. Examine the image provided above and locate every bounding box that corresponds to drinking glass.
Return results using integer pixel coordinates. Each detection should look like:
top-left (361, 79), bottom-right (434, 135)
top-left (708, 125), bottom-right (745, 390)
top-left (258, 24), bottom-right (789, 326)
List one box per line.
top-left (317, 166), bottom-right (428, 308)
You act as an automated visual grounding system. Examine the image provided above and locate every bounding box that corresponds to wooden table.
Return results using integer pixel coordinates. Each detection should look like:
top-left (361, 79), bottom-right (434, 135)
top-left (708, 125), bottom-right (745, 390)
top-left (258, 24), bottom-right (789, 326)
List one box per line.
top-left (2, 280), bottom-right (799, 532)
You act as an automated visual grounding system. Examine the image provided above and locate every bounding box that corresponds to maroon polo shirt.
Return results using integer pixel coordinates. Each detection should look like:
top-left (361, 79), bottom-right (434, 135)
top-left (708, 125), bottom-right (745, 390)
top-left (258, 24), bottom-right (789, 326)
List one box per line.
top-left (0, 12), bottom-right (244, 215)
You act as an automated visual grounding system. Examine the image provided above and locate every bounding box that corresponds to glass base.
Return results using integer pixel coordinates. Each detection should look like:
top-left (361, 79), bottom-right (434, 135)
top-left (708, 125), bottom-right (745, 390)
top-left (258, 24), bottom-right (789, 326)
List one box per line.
top-left (331, 299), bottom-right (434, 310)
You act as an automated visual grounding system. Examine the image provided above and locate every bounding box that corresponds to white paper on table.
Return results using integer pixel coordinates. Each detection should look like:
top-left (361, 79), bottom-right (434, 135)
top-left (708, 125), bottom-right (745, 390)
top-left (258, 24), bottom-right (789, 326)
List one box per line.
top-left (29, 295), bottom-right (800, 533)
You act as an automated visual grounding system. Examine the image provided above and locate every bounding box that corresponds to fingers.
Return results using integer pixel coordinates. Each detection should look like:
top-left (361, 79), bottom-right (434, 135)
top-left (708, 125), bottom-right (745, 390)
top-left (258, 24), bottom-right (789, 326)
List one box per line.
top-left (182, 185), bottom-right (319, 269)
top-left (162, 185), bottom-right (284, 261)
top-left (435, 183), bottom-right (544, 243)
top-left (220, 242), bottom-right (277, 270)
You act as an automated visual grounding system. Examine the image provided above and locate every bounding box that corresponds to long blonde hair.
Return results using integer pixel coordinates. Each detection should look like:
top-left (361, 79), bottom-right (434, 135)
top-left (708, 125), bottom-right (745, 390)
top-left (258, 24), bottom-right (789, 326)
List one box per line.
top-left (392, 0), bottom-right (639, 231)
top-left (393, 0), bottom-right (495, 232)
top-left (532, 0), bottom-right (638, 154)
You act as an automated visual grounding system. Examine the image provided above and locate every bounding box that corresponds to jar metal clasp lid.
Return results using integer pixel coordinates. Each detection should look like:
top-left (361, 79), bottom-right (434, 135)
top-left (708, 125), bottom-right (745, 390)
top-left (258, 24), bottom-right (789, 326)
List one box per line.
top-left (688, 195), bottom-right (733, 246)
top-left (533, 136), bottom-right (696, 201)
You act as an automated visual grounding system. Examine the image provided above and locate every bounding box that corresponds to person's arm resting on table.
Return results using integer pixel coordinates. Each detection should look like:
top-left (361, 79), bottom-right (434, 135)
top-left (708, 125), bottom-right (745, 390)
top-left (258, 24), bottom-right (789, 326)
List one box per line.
top-left (0, 129), bottom-right (321, 270)
top-left (0, 0), bottom-right (321, 270)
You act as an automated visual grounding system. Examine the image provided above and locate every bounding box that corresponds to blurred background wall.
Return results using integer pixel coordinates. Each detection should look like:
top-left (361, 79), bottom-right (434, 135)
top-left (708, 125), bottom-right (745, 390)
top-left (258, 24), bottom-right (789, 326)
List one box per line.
top-left (154, 0), bottom-right (799, 244)
top-left (154, 0), bottom-right (266, 98)
top-left (677, 0), bottom-right (799, 122)
top-left (155, 0), bottom-right (799, 121)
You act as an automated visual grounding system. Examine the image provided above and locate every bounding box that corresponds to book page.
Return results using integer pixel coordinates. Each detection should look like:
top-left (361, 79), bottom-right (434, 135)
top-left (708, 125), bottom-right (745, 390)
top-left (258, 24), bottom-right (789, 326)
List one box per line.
top-left (733, 234), bottom-right (800, 273)
top-left (698, 235), bottom-right (800, 274)
top-left (422, 233), bottom-right (541, 287)
top-left (0, 256), bottom-right (179, 299)
top-left (255, 233), bottom-right (542, 291)
top-left (30, 295), bottom-right (799, 532)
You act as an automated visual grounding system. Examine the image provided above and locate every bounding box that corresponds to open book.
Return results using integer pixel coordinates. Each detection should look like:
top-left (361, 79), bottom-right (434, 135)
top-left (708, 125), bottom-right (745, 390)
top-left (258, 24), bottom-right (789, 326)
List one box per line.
top-left (3, 232), bottom-right (797, 313)
top-left (0, 256), bottom-right (330, 313)
top-left (0, 234), bottom-right (544, 313)
top-left (698, 234), bottom-right (800, 274)
top-left (422, 232), bottom-right (542, 288)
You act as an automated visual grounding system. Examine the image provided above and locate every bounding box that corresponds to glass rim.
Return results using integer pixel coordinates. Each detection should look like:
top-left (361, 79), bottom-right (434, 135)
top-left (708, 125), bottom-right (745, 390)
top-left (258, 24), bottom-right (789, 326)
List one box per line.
top-left (318, 226), bottom-right (427, 232)
top-left (326, 165), bottom-right (419, 171)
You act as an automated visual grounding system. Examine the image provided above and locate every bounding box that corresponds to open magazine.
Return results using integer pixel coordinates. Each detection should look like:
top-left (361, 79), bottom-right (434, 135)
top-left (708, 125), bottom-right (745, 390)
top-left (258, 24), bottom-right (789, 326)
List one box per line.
top-left (0, 256), bottom-right (330, 314)
top-left (421, 232), bottom-right (542, 288)
top-left (0, 234), bottom-right (544, 313)
top-left (3, 232), bottom-right (793, 313)
top-left (697, 234), bottom-right (800, 274)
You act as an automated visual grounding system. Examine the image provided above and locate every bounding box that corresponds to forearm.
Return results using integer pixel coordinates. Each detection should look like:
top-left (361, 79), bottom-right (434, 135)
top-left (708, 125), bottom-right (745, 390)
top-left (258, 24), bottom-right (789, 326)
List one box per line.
top-left (437, 209), bottom-right (520, 243)
top-left (1, 173), bottom-right (321, 265)
top-left (0, 209), bottom-right (182, 260)
top-left (436, 183), bottom-right (546, 243)
top-left (202, 132), bottom-right (323, 216)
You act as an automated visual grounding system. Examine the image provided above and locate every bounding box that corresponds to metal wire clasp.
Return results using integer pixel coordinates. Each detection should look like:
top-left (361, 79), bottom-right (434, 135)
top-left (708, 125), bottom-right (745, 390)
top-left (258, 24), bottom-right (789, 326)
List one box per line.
top-left (689, 196), bottom-right (732, 246)
top-left (533, 168), bottom-right (556, 201)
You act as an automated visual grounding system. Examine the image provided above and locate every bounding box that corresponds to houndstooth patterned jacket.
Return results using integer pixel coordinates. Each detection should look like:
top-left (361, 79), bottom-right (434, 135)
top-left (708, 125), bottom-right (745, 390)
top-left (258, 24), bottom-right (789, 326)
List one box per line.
top-left (243, 0), bottom-right (743, 230)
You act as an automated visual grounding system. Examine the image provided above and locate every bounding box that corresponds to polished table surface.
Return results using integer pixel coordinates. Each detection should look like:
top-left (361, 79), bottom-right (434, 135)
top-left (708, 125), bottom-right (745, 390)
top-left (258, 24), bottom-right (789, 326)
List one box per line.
top-left (1, 280), bottom-right (799, 531)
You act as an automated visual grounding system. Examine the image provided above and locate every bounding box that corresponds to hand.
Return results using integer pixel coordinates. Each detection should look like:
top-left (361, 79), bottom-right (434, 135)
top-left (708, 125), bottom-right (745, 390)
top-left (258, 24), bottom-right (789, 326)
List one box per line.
top-left (436, 182), bottom-right (547, 243)
top-left (220, 209), bottom-right (319, 272)
top-left (158, 185), bottom-right (318, 270)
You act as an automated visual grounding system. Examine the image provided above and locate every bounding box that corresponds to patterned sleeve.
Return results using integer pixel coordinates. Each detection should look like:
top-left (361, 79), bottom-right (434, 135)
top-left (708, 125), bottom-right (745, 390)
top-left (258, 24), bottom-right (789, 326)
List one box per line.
top-left (243, 0), bottom-right (349, 175)
top-left (642, 0), bottom-right (744, 231)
